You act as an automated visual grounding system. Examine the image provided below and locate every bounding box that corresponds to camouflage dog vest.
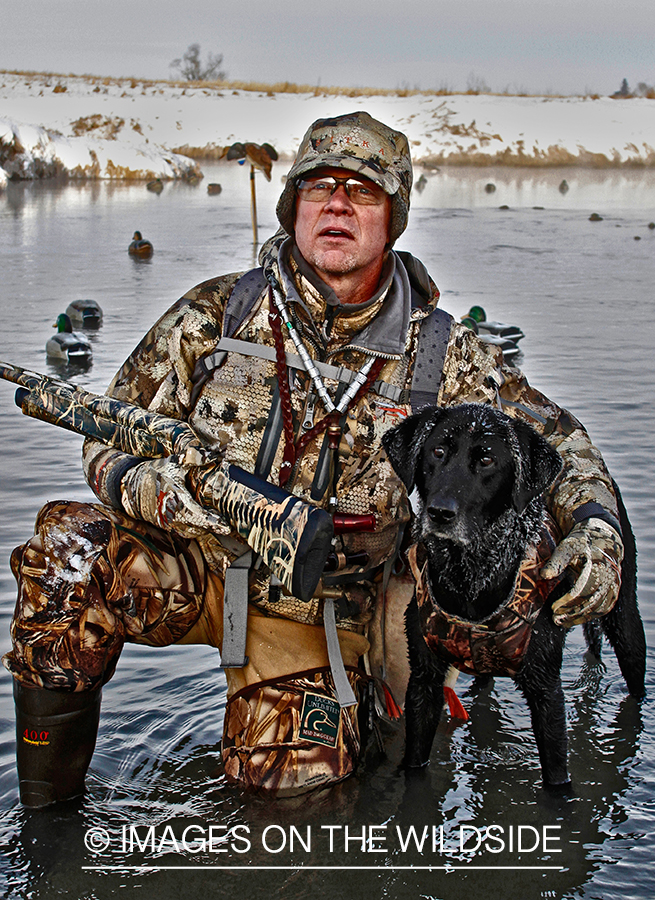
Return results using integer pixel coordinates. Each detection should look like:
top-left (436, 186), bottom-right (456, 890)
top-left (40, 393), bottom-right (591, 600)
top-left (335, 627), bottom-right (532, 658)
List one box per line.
top-left (408, 516), bottom-right (561, 677)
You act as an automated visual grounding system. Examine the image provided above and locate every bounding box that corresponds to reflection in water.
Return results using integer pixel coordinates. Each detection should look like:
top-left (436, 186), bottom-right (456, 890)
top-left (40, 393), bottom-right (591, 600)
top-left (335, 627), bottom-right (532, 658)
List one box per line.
top-left (0, 166), bottom-right (654, 900)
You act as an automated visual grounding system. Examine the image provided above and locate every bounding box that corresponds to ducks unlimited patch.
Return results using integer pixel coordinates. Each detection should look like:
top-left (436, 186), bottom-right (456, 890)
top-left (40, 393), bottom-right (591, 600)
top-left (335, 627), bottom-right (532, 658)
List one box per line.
top-left (299, 692), bottom-right (341, 747)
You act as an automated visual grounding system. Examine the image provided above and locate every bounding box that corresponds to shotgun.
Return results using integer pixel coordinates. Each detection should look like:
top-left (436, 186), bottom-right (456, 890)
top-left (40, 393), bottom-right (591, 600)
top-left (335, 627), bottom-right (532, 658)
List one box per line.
top-left (0, 360), bottom-right (334, 602)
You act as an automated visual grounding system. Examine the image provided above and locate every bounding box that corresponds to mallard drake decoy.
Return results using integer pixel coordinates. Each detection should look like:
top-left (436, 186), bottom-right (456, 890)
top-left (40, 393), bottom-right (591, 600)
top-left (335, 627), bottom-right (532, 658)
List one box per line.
top-left (65, 299), bottom-right (103, 329)
top-left (46, 314), bottom-right (93, 363)
top-left (128, 231), bottom-right (153, 258)
top-left (465, 305), bottom-right (525, 343)
top-left (461, 315), bottom-right (521, 360)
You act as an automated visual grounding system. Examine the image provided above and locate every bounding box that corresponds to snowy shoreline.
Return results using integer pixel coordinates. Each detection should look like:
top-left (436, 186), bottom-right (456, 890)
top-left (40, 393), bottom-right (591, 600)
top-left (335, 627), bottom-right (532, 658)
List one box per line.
top-left (2, 70), bottom-right (655, 185)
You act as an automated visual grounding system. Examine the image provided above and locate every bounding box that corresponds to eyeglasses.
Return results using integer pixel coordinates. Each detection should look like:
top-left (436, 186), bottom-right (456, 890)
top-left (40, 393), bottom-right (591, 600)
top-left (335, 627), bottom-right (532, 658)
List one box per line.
top-left (296, 176), bottom-right (386, 206)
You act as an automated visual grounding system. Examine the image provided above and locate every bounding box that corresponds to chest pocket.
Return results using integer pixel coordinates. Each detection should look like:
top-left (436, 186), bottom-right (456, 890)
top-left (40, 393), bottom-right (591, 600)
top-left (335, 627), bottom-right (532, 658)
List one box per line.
top-left (189, 350), bottom-right (280, 474)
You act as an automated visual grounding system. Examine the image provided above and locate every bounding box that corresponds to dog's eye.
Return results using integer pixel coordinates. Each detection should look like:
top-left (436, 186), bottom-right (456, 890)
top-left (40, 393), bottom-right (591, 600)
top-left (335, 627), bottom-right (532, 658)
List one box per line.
top-left (478, 455), bottom-right (495, 468)
top-left (432, 447), bottom-right (445, 460)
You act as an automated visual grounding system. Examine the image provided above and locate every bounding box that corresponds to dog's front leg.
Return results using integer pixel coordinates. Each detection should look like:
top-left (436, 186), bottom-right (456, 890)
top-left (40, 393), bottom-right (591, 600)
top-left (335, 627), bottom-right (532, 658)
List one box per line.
top-left (403, 596), bottom-right (450, 768)
top-left (515, 612), bottom-right (570, 789)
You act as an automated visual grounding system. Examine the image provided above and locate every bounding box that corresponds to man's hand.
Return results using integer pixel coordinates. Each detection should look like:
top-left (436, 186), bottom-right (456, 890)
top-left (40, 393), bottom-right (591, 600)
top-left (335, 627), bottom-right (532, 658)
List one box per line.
top-left (120, 455), bottom-right (230, 539)
top-left (541, 518), bottom-right (624, 628)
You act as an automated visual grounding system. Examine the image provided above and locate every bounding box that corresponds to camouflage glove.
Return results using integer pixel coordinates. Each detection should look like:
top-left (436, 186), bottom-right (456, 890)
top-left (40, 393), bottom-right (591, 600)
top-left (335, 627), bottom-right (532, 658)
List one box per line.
top-left (540, 518), bottom-right (623, 628)
top-left (120, 455), bottom-right (231, 540)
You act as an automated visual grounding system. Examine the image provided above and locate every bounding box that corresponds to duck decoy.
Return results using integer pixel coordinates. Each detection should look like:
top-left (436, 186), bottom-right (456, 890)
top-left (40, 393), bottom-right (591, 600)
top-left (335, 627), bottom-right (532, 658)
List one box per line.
top-left (226, 141), bottom-right (278, 243)
top-left (244, 143), bottom-right (276, 181)
top-left (128, 231), bottom-right (154, 258)
top-left (207, 183), bottom-right (222, 195)
top-left (226, 141), bottom-right (277, 181)
top-left (465, 305), bottom-right (525, 344)
top-left (559, 179), bottom-right (569, 194)
top-left (46, 314), bottom-right (93, 363)
top-left (484, 183), bottom-right (496, 193)
top-left (65, 299), bottom-right (103, 329)
top-left (414, 174), bottom-right (428, 193)
top-left (146, 179), bottom-right (164, 194)
top-left (461, 315), bottom-right (521, 360)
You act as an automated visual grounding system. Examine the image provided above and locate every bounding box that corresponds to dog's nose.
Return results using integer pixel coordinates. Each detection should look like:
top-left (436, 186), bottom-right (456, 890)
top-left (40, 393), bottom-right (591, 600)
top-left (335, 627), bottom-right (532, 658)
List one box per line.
top-left (427, 501), bottom-right (457, 525)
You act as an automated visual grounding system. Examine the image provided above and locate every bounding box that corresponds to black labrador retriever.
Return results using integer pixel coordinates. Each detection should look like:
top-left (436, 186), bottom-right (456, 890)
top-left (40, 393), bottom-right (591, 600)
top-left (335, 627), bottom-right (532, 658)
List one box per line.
top-left (382, 403), bottom-right (645, 788)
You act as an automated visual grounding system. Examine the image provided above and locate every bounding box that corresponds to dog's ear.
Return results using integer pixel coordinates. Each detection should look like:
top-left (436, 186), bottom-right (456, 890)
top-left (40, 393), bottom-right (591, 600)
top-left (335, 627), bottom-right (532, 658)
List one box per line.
top-left (382, 409), bottom-right (441, 491)
top-left (511, 418), bottom-right (563, 513)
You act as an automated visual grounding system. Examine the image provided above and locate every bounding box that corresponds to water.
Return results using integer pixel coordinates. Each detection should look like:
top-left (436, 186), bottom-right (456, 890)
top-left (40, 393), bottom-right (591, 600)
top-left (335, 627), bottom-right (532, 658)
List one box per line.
top-left (1, 163), bottom-right (655, 900)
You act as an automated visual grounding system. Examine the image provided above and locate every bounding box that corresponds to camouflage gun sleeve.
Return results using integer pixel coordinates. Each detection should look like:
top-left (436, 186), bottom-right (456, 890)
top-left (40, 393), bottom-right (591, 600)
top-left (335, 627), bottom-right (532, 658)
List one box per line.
top-left (1, 357), bottom-right (333, 603)
top-left (438, 323), bottom-right (618, 536)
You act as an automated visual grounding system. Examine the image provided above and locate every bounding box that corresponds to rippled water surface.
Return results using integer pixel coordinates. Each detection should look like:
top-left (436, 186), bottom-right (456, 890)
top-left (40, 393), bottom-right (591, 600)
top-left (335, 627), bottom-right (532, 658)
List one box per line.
top-left (1, 164), bottom-right (655, 900)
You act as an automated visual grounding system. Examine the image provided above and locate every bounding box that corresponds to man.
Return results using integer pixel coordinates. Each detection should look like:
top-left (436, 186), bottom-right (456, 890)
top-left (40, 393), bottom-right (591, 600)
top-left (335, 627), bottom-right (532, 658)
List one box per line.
top-left (4, 112), bottom-right (623, 805)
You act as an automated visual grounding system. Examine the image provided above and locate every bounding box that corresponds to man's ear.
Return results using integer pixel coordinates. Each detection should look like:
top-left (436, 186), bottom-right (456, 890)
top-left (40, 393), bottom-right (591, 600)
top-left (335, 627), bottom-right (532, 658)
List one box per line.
top-left (511, 418), bottom-right (563, 513)
top-left (382, 408), bottom-right (444, 492)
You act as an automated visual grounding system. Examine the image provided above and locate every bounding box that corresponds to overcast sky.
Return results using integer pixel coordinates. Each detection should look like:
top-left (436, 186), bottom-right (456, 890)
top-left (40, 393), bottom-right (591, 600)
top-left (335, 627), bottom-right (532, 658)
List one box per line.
top-left (2, 0), bottom-right (653, 96)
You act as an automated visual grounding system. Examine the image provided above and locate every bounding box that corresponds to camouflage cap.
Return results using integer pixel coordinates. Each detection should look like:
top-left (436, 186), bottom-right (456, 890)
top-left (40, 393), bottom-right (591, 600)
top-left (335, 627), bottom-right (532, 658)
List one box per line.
top-left (276, 111), bottom-right (413, 244)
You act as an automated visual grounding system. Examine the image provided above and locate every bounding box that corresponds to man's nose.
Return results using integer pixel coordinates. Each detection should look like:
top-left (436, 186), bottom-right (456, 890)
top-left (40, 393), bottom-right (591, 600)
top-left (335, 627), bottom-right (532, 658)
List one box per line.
top-left (324, 184), bottom-right (354, 213)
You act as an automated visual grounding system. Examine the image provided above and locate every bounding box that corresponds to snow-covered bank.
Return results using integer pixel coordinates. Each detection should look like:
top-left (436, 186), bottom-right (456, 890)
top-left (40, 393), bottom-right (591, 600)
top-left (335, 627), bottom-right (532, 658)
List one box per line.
top-left (2, 70), bottom-right (655, 182)
top-left (0, 117), bottom-right (202, 181)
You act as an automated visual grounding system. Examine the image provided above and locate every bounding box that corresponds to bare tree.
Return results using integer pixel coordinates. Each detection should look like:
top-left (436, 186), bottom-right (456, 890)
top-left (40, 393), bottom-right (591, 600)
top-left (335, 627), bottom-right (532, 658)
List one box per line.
top-left (170, 44), bottom-right (226, 82)
top-left (618, 78), bottom-right (631, 96)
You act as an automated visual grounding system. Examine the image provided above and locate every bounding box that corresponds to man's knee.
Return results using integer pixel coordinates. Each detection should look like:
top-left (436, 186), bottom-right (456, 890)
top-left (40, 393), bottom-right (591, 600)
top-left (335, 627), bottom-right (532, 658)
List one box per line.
top-left (4, 499), bottom-right (207, 690)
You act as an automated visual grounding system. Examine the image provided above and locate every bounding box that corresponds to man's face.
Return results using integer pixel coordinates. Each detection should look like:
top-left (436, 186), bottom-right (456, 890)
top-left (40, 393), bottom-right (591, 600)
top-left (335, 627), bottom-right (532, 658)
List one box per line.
top-left (293, 167), bottom-right (391, 294)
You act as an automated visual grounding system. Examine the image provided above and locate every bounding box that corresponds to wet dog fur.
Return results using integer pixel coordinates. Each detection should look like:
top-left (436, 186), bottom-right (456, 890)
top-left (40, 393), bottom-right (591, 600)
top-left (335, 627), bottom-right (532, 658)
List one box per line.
top-left (382, 403), bottom-right (646, 788)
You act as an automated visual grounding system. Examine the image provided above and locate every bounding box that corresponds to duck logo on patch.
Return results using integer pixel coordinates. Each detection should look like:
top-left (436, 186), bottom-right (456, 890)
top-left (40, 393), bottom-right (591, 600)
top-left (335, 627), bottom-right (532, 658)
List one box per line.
top-left (299, 692), bottom-right (341, 747)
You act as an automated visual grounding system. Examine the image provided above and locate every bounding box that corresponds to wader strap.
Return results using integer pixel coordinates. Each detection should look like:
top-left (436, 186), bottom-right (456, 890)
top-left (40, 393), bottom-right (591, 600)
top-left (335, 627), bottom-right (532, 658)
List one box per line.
top-left (323, 597), bottom-right (357, 708)
top-left (409, 307), bottom-right (453, 411)
top-left (220, 550), bottom-right (252, 668)
top-left (222, 267), bottom-right (267, 339)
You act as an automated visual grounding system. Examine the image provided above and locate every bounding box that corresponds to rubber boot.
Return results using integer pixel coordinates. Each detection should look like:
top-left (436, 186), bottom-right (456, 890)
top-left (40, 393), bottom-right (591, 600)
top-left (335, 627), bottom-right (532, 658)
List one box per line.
top-left (14, 679), bottom-right (102, 808)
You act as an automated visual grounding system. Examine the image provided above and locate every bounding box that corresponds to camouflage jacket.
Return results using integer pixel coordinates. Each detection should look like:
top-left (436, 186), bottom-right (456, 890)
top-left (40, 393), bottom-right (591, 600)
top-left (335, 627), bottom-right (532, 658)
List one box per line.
top-left (83, 241), bottom-right (618, 617)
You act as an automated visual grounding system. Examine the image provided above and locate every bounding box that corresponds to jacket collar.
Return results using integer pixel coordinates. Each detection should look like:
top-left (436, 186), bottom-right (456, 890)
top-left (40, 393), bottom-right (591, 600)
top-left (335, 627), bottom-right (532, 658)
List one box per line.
top-left (275, 237), bottom-right (439, 359)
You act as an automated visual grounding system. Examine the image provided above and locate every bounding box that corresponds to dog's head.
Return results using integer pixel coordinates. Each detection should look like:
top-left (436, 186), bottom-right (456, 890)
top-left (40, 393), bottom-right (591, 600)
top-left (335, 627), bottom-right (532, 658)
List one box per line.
top-left (382, 404), bottom-right (562, 548)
